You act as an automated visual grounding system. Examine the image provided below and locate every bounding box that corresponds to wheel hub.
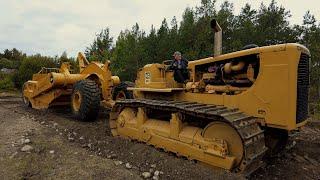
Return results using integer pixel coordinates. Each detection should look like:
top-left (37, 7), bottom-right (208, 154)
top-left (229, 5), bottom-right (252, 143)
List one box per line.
top-left (72, 91), bottom-right (82, 112)
top-left (202, 121), bottom-right (244, 166)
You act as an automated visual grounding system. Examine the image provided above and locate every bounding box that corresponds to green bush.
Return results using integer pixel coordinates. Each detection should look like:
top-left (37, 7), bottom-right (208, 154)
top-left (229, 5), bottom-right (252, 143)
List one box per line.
top-left (13, 55), bottom-right (57, 88)
top-left (0, 74), bottom-right (15, 90)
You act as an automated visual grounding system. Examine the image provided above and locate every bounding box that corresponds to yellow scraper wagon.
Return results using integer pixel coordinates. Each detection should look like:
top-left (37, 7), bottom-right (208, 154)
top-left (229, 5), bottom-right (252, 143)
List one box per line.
top-left (22, 52), bottom-right (132, 121)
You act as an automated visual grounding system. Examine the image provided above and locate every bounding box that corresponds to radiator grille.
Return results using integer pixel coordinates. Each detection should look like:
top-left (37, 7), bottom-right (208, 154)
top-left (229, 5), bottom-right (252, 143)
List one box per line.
top-left (296, 53), bottom-right (309, 124)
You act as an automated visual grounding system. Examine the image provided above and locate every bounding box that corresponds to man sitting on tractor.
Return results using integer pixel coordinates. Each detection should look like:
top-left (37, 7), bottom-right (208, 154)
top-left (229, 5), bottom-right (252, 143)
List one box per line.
top-left (168, 51), bottom-right (189, 83)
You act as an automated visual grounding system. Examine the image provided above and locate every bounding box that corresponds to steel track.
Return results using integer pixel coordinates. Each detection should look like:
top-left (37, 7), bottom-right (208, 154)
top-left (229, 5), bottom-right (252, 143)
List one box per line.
top-left (110, 99), bottom-right (268, 176)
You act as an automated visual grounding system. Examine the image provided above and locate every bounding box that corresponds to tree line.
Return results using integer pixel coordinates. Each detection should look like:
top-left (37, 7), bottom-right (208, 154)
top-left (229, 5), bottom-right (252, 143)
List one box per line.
top-left (0, 49), bottom-right (75, 89)
top-left (85, 0), bottom-right (320, 100)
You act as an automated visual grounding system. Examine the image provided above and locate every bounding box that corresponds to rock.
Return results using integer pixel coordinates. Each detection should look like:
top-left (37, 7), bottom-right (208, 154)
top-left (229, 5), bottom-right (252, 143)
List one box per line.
top-left (107, 154), bottom-right (117, 159)
top-left (59, 133), bottom-right (63, 136)
top-left (40, 121), bottom-right (45, 124)
top-left (142, 172), bottom-right (151, 179)
top-left (21, 145), bottom-right (33, 152)
top-left (150, 164), bottom-right (156, 168)
top-left (88, 143), bottom-right (92, 148)
top-left (53, 123), bottom-right (58, 127)
top-left (152, 175), bottom-right (159, 180)
top-left (68, 137), bottom-right (74, 141)
top-left (74, 152), bottom-right (78, 155)
top-left (49, 150), bottom-right (55, 154)
top-left (24, 138), bottom-right (31, 144)
top-left (79, 136), bottom-right (84, 140)
top-left (154, 170), bottom-right (160, 176)
top-left (114, 160), bottom-right (123, 166)
top-left (149, 168), bottom-right (154, 173)
top-left (294, 155), bottom-right (306, 162)
top-left (304, 155), bottom-right (319, 166)
top-left (10, 152), bottom-right (18, 159)
top-left (125, 163), bottom-right (132, 169)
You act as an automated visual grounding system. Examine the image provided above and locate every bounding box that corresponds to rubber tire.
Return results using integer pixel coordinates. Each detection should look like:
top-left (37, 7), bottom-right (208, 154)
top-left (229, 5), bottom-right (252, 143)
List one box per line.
top-left (71, 79), bottom-right (101, 121)
top-left (112, 82), bottom-right (133, 100)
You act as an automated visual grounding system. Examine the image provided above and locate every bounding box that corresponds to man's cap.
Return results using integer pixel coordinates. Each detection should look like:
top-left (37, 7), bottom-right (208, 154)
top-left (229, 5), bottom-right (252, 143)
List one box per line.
top-left (173, 51), bottom-right (181, 56)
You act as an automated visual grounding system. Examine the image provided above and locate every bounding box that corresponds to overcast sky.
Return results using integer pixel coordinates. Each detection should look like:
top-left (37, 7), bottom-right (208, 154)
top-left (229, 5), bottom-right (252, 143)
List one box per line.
top-left (0, 0), bottom-right (319, 57)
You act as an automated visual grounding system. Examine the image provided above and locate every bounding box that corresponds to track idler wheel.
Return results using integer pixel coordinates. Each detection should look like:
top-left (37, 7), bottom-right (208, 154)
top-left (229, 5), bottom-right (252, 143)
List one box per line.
top-left (71, 79), bottom-right (101, 121)
top-left (202, 121), bottom-right (244, 167)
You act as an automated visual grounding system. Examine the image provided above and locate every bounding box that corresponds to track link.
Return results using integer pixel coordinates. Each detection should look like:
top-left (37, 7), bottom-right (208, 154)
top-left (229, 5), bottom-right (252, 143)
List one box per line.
top-left (110, 99), bottom-right (267, 176)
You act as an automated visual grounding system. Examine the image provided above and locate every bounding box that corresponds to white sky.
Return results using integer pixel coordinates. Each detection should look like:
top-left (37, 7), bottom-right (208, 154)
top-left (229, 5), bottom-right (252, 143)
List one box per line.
top-left (0, 0), bottom-right (319, 57)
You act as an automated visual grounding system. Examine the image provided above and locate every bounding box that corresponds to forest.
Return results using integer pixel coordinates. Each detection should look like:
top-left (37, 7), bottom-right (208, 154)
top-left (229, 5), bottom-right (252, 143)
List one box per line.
top-left (0, 0), bottom-right (319, 101)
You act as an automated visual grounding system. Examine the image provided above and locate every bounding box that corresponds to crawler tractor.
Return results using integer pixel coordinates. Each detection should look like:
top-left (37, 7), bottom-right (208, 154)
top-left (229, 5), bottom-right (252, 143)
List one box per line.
top-left (109, 20), bottom-right (310, 174)
top-left (22, 53), bottom-right (132, 121)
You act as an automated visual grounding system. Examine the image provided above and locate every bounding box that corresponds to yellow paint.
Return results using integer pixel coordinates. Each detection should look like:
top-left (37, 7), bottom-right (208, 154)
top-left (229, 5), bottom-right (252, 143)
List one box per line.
top-left (112, 107), bottom-right (236, 170)
top-left (23, 52), bottom-right (119, 109)
top-left (132, 43), bottom-right (310, 131)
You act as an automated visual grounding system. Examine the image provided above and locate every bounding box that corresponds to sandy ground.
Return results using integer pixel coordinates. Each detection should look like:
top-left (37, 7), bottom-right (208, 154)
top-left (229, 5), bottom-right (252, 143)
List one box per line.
top-left (0, 96), bottom-right (141, 180)
top-left (0, 94), bottom-right (319, 179)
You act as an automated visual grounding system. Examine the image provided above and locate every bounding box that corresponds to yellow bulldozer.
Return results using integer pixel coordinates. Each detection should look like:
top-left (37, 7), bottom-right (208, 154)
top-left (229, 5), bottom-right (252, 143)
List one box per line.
top-left (22, 52), bottom-right (132, 121)
top-left (109, 19), bottom-right (310, 174)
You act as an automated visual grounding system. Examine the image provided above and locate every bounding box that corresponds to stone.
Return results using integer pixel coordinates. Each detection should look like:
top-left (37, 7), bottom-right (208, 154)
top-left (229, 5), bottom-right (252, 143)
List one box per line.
top-left (142, 172), bottom-right (151, 179)
top-left (114, 160), bottom-right (123, 166)
top-left (294, 155), bottom-right (306, 162)
top-left (154, 170), bottom-right (160, 176)
top-left (304, 155), bottom-right (319, 166)
top-left (150, 164), bottom-right (156, 168)
top-left (49, 150), bottom-right (55, 154)
top-left (21, 145), bottom-right (33, 152)
top-left (24, 139), bottom-right (31, 144)
top-left (107, 154), bottom-right (117, 159)
top-left (125, 163), bottom-right (132, 169)
top-left (10, 152), bottom-right (18, 159)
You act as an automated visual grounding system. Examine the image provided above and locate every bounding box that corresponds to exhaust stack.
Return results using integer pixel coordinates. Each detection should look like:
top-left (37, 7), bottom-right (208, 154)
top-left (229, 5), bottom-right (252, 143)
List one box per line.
top-left (211, 19), bottom-right (222, 57)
